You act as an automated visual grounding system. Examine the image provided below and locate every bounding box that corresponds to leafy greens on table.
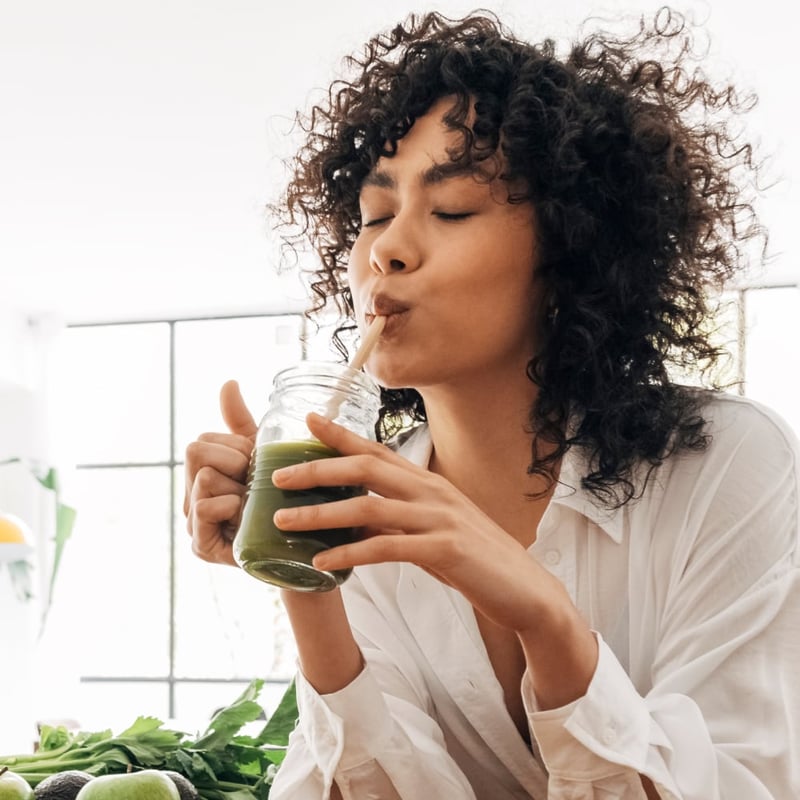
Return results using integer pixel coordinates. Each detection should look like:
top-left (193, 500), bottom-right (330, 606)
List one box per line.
top-left (0, 679), bottom-right (297, 800)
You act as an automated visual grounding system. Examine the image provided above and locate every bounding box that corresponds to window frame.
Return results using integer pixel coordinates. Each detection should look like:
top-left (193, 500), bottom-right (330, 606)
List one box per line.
top-left (67, 311), bottom-right (309, 719)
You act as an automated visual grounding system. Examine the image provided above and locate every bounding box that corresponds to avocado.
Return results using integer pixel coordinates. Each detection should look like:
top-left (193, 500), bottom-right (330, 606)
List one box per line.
top-left (162, 772), bottom-right (198, 800)
top-left (33, 771), bottom-right (93, 800)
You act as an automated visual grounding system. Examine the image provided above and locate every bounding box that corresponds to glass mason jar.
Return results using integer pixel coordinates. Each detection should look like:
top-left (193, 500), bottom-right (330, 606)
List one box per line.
top-left (233, 361), bottom-right (381, 592)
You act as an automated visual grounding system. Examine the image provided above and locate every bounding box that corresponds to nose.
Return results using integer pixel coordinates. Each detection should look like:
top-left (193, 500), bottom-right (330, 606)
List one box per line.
top-left (369, 215), bottom-right (422, 275)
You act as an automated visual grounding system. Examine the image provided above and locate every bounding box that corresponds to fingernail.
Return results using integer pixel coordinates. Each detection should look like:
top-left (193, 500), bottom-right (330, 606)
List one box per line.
top-left (271, 466), bottom-right (295, 485)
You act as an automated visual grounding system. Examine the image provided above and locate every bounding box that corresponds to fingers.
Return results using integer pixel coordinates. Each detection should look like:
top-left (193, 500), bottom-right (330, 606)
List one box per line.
top-left (313, 532), bottom-right (463, 574)
top-left (186, 439), bottom-right (251, 483)
top-left (182, 380), bottom-right (257, 569)
top-left (220, 380), bottom-right (258, 438)
top-left (272, 413), bottom-right (425, 499)
top-left (306, 413), bottom-right (403, 461)
top-left (197, 430), bottom-right (254, 458)
top-left (272, 451), bottom-right (427, 503)
top-left (271, 493), bottom-right (460, 573)
top-left (186, 463), bottom-right (246, 567)
top-left (274, 494), bottom-right (435, 534)
top-left (184, 440), bottom-right (250, 516)
top-left (191, 464), bottom-right (247, 505)
top-left (188, 494), bottom-right (241, 567)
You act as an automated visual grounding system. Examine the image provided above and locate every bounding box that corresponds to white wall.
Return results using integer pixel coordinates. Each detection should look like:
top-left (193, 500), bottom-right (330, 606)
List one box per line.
top-left (0, 0), bottom-right (798, 323)
top-left (0, 313), bottom-right (69, 752)
top-left (0, 371), bottom-right (40, 754)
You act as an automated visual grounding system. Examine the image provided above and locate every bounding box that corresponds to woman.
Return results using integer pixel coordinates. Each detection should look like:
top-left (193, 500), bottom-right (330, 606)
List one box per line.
top-left (184, 8), bottom-right (799, 799)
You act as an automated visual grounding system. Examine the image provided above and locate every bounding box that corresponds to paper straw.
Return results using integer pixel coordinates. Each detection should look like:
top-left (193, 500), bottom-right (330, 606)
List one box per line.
top-left (350, 314), bottom-right (386, 371)
top-left (324, 315), bottom-right (386, 420)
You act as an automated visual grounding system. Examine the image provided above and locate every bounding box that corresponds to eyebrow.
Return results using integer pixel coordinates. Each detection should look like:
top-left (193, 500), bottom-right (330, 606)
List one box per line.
top-left (361, 161), bottom-right (481, 190)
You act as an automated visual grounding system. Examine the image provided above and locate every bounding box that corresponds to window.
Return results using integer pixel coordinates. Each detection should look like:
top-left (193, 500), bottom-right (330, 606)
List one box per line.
top-left (666, 285), bottom-right (800, 436)
top-left (44, 314), bottom-right (311, 730)
top-left (742, 285), bottom-right (800, 434)
top-left (41, 287), bottom-right (799, 730)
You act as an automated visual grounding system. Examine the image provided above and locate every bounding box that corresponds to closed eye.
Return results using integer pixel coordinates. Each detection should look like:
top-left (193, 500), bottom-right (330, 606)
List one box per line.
top-left (362, 216), bottom-right (392, 228)
top-left (434, 212), bottom-right (473, 222)
top-left (362, 211), bottom-right (473, 228)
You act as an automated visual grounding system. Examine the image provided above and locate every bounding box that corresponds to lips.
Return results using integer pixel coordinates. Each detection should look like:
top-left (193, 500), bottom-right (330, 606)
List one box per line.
top-left (369, 293), bottom-right (411, 318)
top-left (365, 293), bottom-right (411, 337)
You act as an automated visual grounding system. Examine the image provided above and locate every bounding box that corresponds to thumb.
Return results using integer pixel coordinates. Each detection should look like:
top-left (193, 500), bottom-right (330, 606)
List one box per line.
top-left (220, 380), bottom-right (258, 438)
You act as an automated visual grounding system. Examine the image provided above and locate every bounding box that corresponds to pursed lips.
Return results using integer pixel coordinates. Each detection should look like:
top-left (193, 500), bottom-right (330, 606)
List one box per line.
top-left (366, 293), bottom-right (411, 328)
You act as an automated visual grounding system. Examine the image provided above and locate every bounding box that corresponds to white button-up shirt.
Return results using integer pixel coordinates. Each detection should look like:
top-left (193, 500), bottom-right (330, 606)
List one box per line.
top-left (270, 392), bottom-right (800, 799)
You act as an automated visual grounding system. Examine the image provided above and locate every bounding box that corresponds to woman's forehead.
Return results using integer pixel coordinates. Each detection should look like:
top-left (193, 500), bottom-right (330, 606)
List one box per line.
top-left (365, 103), bottom-right (502, 186)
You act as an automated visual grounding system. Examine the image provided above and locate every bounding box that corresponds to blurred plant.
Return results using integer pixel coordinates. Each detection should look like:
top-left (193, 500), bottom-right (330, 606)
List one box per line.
top-left (0, 458), bottom-right (77, 632)
top-left (0, 511), bottom-right (35, 602)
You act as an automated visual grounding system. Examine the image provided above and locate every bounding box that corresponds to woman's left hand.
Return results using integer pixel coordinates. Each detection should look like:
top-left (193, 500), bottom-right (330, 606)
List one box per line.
top-left (271, 412), bottom-right (566, 636)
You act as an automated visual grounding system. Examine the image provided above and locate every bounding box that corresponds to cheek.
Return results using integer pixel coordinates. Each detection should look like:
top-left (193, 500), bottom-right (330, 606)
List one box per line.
top-left (346, 240), bottom-right (370, 296)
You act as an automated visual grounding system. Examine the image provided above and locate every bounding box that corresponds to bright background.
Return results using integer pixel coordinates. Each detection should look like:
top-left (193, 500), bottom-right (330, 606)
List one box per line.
top-left (1, 0), bottom-right (798, 750)
top-left (2, 0), bottom-right (799, 321)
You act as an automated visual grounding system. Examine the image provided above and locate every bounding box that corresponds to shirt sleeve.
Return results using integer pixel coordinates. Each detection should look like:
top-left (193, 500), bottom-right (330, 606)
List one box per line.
top-left (524, 403), bottom-right (800, 799)
top-left (269, 573), bottom-right (478, 800)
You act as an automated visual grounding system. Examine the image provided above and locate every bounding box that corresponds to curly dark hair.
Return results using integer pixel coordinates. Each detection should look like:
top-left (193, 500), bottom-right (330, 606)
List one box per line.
top-left (275, 6), bottom-right (765, 506)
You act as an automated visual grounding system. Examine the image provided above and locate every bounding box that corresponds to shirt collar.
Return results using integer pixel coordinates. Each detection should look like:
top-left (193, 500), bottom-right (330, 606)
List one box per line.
top-left (549, 445), bottom-right (626, 543)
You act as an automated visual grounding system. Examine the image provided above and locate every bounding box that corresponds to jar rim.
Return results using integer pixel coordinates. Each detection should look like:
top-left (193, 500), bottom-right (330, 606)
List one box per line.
top-left (273, 360), bottom-right (381, 400)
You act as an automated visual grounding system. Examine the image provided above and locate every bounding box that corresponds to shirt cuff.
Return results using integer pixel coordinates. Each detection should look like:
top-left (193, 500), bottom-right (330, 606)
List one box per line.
top-left (296, 663), bottom-right (395, 772)
top-left (524, 632), bottom-right (657, 779)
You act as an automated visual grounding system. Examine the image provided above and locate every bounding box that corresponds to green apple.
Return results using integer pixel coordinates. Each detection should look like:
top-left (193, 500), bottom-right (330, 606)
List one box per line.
top-left (75, 771), bottom-right (179, 800)
top-left (0, 769), bottom-right (34, 800)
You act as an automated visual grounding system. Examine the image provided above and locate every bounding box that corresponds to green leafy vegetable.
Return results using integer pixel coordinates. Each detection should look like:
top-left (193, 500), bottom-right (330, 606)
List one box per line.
top-left (0, 680), bottom-right (297, 799)
top-left (253, 682), bottom-right (297, 753)
top-left (192, 680), bottom-right (266, 751)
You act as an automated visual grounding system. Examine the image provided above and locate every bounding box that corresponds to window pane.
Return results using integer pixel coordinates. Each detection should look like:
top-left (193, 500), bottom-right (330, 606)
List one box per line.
top-left (173, 680), bottom-right (291, 731)
top-left (173, 681), bottom-right (254, 732)
top-left (74, 681), bottom-right (169, 732)
top-left (51, 467), bottom-right (172, 677)
top-left (745, 287), bottom-right (800, 435)
top-left (52, 323), bottom-right (170, 463)
top-left (303, 310), bottom-right (353, 362)
top-left (174, 469), bottom-right (297, 680)
top-left (710, 292), bottom-right (742, 389)
top-left (174, 316), bottom-right (303, 458)
top-left (667, 291), bottom-right (741, 389)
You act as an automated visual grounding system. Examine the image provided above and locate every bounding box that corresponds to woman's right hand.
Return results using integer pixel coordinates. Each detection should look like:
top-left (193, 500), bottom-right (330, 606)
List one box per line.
top-left (184, 380), bottom-right (257, 566)
top-left (185, 380), bottom-right (362, 699)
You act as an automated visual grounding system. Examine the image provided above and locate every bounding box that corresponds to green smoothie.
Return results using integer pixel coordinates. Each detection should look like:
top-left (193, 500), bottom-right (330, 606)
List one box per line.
top-left (233, 440), bottom-right (364, 591)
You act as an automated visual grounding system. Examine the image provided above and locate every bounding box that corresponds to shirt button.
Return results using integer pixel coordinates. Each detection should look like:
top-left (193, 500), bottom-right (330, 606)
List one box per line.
top-left (603, 723), bottom-right (618, 745)
top-left (544, 549), bottom-right (561, 566)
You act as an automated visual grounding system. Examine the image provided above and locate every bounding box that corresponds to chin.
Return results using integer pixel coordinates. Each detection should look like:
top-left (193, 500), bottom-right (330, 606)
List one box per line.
top-left (365, 356), bottom-right (422, 392)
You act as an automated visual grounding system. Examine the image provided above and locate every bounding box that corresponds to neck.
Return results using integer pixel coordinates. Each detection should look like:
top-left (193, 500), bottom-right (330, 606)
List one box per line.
top-left (420, 367), bottom-right (552, 547)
